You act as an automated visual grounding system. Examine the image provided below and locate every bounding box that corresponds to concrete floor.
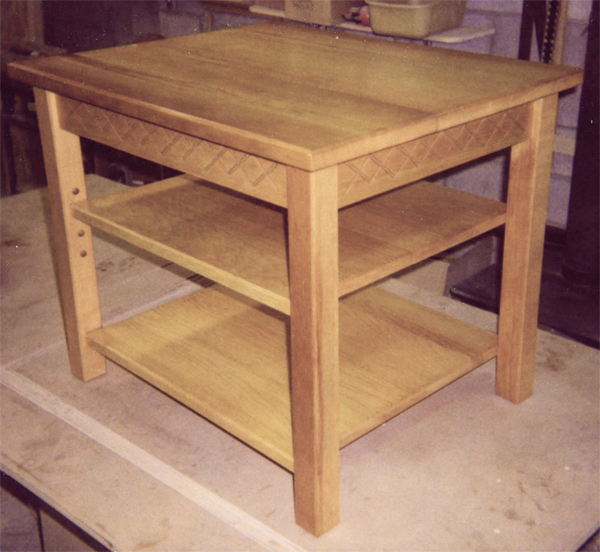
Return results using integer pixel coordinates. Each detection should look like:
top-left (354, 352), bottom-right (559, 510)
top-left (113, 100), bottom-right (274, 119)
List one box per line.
top-left (2, 472), bottom-right (598, 552)
top-left (3, 385), bottom-right (599, 552)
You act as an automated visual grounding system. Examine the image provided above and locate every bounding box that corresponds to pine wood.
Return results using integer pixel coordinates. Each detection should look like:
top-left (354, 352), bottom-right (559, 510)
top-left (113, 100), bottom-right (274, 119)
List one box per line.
top-left (9, 22), bottom-right (582, 170)
top-left (33, 89), bottom-right (105, 381)
top-left (496, 96), bottom-right (558, 403)
top-left (87, 285), bottom-right (498, 471)
top-left (72, 176), bottom-right (506, 314)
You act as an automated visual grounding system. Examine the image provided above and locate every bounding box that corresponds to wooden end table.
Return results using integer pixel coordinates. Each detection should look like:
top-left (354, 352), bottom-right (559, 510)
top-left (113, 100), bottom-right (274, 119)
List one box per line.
top-left (9, 21), bottom-right (582, 536)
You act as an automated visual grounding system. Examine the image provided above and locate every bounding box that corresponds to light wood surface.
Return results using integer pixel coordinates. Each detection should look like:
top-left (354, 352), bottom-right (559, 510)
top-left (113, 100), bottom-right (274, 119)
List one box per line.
top-left (287, 166), bottom-right (340, 535)
top-left (9, 22), bottom-right (582, 170)
top-left (338, 180), bottom-right (506, 295)
top-left (58, 96), bottom-right (289, 208)
top-left (496, 96), bottom-right (558, 403)
top-left (34, 89), bottom-right (105, 382)
top-left (56, 95), bottom-right (528, 209)
top-left (72, 175), bottom-right (506, 314)
top-left (87, 285), bottom-right (498, 472)
top-left (73, 176), bottom-right (291, 313)
top-left (9, 20), bottom-right (584, 537)
top-left (3, 183), bottom-right (598, 552)
top-left (337, 104), bottom-right (530, 206)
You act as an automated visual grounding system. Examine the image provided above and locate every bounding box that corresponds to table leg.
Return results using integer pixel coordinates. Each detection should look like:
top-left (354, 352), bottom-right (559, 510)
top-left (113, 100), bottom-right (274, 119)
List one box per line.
top-left (287, 166), bottom-right (340, 536)
top-left (497, 95), bottom-right (559, 403)
top-left (34, 89), bottom-right (105, 382)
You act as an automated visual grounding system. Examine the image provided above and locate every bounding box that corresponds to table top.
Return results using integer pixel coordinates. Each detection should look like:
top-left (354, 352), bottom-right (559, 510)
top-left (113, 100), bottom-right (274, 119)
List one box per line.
top-left (9, 21), bottom-right (583, 170)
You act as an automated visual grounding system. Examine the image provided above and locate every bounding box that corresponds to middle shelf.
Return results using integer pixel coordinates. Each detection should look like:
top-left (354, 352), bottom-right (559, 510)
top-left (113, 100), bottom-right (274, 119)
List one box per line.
top-left (73, 174), bottom-right (507, 314)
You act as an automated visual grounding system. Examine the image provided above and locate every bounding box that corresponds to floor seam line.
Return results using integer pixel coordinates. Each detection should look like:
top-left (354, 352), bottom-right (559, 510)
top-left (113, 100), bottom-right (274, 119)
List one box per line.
top-left (0, 369), bottom-right (308, 552)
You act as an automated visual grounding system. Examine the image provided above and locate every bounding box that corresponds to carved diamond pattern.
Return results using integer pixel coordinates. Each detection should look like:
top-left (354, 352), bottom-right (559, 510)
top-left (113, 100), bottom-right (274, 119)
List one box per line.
top-left (61, 97), bottom-right (528, 209)
top-left (61, 99), bottom-right (285, 197)
top-left (195, 140), bottom-right (224, 165)
top-left (340, 106), bottom-right (527, 192)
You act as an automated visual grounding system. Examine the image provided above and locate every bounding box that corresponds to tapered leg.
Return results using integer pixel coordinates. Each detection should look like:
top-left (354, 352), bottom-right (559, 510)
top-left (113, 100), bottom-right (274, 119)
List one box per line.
top-left (497, 95), bottom-right (559, 402)
top-left (287, 166), bottom-right (340, 536)
top-left (34, 89), bottom-right (105, 381)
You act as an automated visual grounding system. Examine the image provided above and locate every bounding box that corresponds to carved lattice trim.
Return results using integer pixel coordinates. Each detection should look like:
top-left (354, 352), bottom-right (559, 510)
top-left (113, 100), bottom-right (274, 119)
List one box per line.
top-left (339, 105), bottom-right (529, 205)
top-left (58, 97), bottom-right (288, 207)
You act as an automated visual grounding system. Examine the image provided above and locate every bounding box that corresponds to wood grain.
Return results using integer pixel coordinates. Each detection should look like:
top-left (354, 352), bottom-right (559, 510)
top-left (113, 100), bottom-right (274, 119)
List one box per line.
top-left (338, 180), bottom-right (506, 295)
top-left (58, 95), bottom-right (527, 210)
top-left (339, 284), bottom-right (498, 446)
top-left (59, 96), bottom-right (288, 208)
top-left (287, 166), bottom-right (340, 536)
top-left (34, 89), bottom-right (105, 381)
top-left (72, 176), bottom-right (506, 314)
top-left (496, 97), bottom-right (558, 403)
top-left (9, 22), bottom-right (582, 170)
top-left (12, 21), bottom-right (584, 538)
top-left (338, 105), bottom-right (529, 207)
top-left (86, 285), bottom-right (498, 471)
top-left (73, 176), bottom-right (291, 313)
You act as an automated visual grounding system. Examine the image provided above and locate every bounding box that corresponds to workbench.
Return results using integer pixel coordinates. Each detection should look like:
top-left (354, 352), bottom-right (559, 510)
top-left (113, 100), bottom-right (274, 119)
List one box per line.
top-left (7, 21), bottom-right (587, 537)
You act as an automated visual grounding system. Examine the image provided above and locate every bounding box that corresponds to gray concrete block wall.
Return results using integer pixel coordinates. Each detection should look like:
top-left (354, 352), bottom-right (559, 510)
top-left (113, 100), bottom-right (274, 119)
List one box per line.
top-left (43, 1), bottom-right (162, 51)
top-left (159, 9), bottom-right (203, 37)
top-left (155, 1), bottom-right (266, 36)
top-left (157, 0), bottom-right (205, 36)
top-left (440, 0), bottom-right (592, 228)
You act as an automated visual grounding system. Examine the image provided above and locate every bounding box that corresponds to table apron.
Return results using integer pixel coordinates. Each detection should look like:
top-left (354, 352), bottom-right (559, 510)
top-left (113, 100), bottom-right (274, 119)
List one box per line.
top-left (56, 95), bottom-right (531, 209)
top-left (338, 103), bottom-right (531, 207)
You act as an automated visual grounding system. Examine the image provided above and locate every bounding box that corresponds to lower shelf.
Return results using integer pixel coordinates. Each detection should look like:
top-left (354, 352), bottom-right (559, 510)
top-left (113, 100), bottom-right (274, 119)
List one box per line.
top-left (88, 285), bottom-right (498, 471)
